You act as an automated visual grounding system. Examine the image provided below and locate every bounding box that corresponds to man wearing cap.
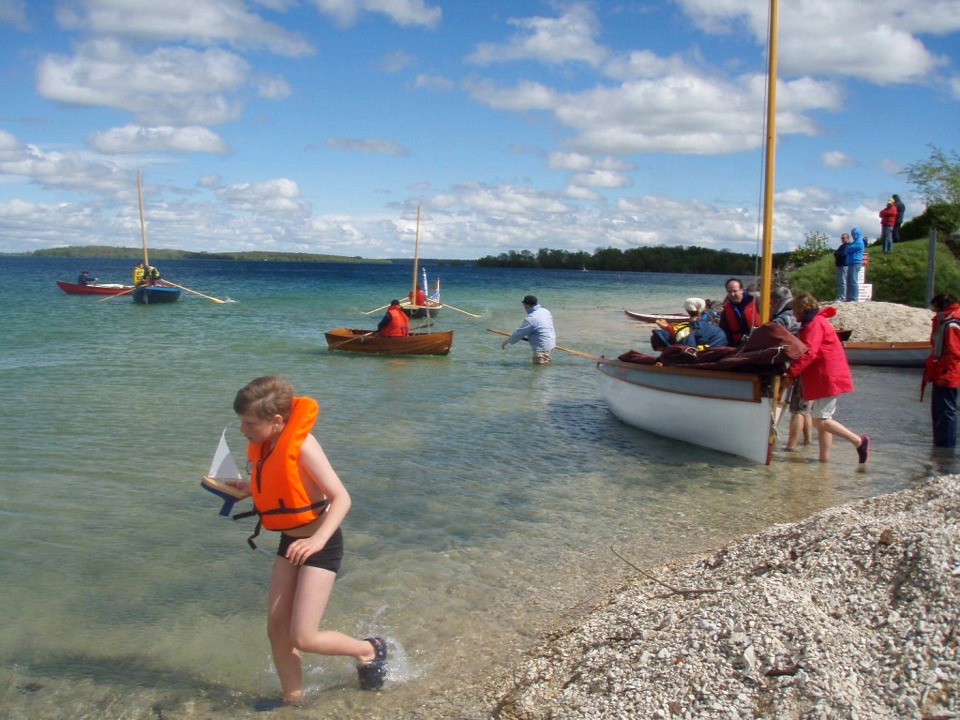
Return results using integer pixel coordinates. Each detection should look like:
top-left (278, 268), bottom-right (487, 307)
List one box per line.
top-left (501, 295), bottom-right (556, 364)
top-left (880, 198), bottom-right (898, 253)
top-left (377, 299), bottom-right (410, 337)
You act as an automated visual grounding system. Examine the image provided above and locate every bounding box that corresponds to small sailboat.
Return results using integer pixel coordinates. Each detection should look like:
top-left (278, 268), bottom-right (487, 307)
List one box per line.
top-left (595, 0), bottom-right (791, 464)
top-left (132, 170), bottom-right (181, 304)
top-left (201, 429), bottom-right (247, 516)
top-left (400, 207), bottom-right (443, 318)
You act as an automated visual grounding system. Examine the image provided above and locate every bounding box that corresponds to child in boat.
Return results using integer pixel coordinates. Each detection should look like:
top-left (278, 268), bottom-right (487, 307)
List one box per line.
top-left (224, 375), bottom-right (387, 702)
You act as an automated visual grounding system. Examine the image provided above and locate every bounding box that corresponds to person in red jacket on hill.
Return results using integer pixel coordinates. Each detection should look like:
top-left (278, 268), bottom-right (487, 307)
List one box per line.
top-left (924, 293), bottom-right (960, 448)
top-left (880, 198), bottom-right (898, 253)
top-left (788, 293), bottom-right (870, 464)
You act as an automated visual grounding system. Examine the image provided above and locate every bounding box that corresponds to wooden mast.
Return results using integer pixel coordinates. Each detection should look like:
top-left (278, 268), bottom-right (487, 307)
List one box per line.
top-left (758, 0), bottom-right (779, 324)
top-left (137, 169), bottom-right (149, 267)
top-left (411, 205), bottom-right (421, 305)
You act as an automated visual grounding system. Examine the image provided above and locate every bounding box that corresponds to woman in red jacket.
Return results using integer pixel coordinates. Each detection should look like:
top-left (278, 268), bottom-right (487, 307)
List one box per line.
top-left (788, 293), bottom-right (870, 463)
top-left (924, 293), bottom-right (960, 447)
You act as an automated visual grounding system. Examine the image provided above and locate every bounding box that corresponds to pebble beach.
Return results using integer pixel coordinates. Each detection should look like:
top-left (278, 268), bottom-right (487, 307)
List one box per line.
top-left (442, 301), bottom-right (957, 720)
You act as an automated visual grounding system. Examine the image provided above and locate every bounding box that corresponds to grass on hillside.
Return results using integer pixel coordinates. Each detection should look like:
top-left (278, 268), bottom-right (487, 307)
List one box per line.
top-left (788, 238), bottom-right (960, 308)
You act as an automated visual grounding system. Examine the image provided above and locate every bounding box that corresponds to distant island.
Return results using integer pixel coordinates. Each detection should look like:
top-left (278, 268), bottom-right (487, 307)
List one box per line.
top-left (9, 244), bottom-right (780, 274)
top-left (11, 245), bottom-right (473, 266)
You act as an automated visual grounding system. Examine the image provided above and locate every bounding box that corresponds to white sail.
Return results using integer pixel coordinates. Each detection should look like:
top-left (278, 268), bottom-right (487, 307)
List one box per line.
top-left (207, 428), bottom-right (241, 480)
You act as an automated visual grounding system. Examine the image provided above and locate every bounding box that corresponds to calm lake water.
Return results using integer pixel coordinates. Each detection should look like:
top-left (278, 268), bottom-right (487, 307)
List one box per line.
top-left (0, 256), bottom-right (950, 719)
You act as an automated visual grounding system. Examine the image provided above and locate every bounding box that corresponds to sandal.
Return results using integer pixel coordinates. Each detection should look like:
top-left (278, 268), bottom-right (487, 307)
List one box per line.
top-left (357, 636), bottom-right (388, 690)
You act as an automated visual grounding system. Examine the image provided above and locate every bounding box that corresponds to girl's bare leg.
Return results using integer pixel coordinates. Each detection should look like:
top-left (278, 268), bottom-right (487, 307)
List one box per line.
top-left (266, 558), bottom-right (305, 703)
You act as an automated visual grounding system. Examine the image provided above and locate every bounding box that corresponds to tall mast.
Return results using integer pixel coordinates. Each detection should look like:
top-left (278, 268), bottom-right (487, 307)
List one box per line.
top-left (758, 0), bottom-right (779, 323)
top-left (411, 206), bottom-right (421, 303)
top-left (137, 169), bottom-right (149, 267)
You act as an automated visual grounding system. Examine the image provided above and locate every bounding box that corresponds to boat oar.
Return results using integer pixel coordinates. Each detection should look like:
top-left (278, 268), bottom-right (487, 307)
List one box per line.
top-left (328, 331), bottom-right (375, 350)
top-left (486, 328), bottom-right (600, 361)
top-left (442, 303), bottom-right (481, 318)
top-left (161, 280), bottom-right (226, 304)
top-left (362, 304), bottom-right (391, 315)
top-left (97, 287), bottom-right (135, 301)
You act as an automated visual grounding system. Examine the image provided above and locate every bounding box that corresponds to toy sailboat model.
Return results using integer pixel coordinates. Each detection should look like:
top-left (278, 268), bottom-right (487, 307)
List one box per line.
top-left (201, 429), bottom-right (247, 516)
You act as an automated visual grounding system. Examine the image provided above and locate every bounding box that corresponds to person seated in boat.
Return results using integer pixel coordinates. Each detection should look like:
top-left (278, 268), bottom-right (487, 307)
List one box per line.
top-left (719, 277), bottom-right (760, 346)
top-left (652, 298), bottom-right (728, 350)
top-left (134, 261), bottom-right (161, 287)
top-left (377, 299), bottom-right (410, 337)
top-left (408, 287), bottom-right (428, 307)
top-left (77, 270), bottom-right (97, 285)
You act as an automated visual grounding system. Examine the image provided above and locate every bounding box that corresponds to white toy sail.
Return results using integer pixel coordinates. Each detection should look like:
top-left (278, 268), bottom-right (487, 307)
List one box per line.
top-left (201, 429), bottom-right (247, 515)
top-left (207, 428), bottom-right (241, 481)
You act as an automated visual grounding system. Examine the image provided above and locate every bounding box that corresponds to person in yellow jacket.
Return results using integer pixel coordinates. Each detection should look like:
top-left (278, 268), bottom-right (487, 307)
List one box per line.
top-left (133, 261), bottom-right (160, 287)
top-left (223, 376), bottom-right (388, 702)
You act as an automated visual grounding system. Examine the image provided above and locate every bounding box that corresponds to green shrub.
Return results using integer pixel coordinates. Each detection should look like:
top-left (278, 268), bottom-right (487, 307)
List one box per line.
top-left (787, 237), bottom-right (960, 307)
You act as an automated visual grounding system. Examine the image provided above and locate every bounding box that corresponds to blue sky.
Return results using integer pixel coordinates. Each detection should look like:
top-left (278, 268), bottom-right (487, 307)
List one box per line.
top-left (1, 0), bottom-right (958, 259)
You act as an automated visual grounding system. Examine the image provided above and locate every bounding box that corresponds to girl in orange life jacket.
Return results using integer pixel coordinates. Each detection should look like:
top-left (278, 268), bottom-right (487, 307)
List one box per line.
top-left (377, 299), bottom-right (410, 337)
top-left (223, 376), bottom-right (387, 701)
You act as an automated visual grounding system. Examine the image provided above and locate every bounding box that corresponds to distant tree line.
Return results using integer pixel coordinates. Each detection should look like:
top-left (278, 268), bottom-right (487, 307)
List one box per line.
top-left (22, 246), bottom-right (387, 263)
top-left (476, 245), bottom-right (792, 274)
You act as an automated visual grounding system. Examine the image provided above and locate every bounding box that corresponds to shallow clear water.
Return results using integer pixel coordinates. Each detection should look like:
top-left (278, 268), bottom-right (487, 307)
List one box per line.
top-left (0, 256), bottom-right (950, 718)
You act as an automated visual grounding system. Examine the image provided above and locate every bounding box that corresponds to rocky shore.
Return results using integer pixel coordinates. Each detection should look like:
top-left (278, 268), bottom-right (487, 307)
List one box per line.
top-left (475, 301), bottom-right (953, 720)
top-left (486, 474), bottom-right (959, 719)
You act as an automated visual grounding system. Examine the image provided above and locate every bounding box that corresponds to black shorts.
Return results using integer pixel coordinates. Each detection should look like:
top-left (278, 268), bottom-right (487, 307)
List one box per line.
top-left (277, 527), bottom-right (344, 573)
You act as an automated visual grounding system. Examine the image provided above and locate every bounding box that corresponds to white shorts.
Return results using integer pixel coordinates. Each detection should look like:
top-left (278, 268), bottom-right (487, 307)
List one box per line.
top-left (809, 395), bottom-right (839, 420)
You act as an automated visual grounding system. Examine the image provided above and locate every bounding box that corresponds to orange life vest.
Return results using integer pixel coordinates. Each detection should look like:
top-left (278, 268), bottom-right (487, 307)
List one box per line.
top-left (246, 396), bottom-right (329, 533)
top-left (380, 305), bottom-right (410, 337)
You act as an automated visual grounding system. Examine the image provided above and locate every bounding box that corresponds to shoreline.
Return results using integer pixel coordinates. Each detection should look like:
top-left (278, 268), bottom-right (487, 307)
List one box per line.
top-left (469, 473), bottom-right (959, 719)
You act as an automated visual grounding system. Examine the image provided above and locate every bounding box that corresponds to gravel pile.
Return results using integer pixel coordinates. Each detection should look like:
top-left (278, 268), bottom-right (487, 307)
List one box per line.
top-left (490, 475), bottom-right (960, 720)
top-left (825, 301), bottom-right (932, 343)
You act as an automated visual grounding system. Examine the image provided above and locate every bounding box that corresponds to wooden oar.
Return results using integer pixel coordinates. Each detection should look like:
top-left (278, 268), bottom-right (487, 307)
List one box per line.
top-left (362, 303), bottom-right (391, 315)
top-left (97, 286), bottom-right (135, 302)
top-left (161, 280), bottom-right (226, 304)
top-left (327, 331), bottom-right (375, 350)
top-left (486, 328), bottom-right (600, 360)
top-left (442, 303), bottom-right (481, 318)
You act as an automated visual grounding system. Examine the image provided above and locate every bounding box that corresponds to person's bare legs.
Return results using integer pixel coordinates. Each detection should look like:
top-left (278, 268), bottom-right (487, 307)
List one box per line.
top-left (813, 417), bottom-right (862, 463)
top-left (266, 560), bottom-right (377, 704)
top-left (786, 412), bottom-right (814, 450)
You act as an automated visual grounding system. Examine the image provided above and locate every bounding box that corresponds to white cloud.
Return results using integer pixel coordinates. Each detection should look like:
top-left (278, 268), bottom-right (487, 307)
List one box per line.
top-left (822, 150), bottom-right (858, 168)
top-left (677, 0), bottom-right (958, 85)
top-left (0, 0), bottom-right (29, 30)
top-left (37, 40), bottom-right (250, 125)
top-left (467, 2), bottom-right (607, 67)
top-left (325, 137), bottom-right (409, 155)
top-left (310, 0), bottom-right (441, 29)
top-left (56, 0), bottom-right (314, 56)
top-left (470, 71), bottom-right (839, 156)
top-left (215, 177), bottom-right (308, 214)
top-left (88, 125), bottom-right (230, 154)
top-left (414, 73), bottom-right (455, 91)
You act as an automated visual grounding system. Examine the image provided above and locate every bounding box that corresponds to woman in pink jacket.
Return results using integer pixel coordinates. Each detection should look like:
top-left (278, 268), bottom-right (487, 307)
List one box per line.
top-left (788, 293), bottom-right (870, 463)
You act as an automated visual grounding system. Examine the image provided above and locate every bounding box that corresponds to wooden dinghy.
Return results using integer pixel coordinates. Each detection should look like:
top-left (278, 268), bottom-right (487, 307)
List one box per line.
top-left (57, 280), bottom-right (133, 296)
top-left (843, 341), bottom-right (928, 368)
top-left (324, 328), bottom-right (453, 355)
top-left (624, 309), bottom-right (688, 324)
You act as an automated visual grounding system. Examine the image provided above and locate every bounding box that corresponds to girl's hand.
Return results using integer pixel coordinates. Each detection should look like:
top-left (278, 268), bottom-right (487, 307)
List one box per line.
top-left (284, 535), bottom-right (327, 566)
top-left (226, 479), bottom-right (251, 496)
